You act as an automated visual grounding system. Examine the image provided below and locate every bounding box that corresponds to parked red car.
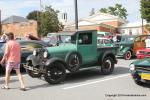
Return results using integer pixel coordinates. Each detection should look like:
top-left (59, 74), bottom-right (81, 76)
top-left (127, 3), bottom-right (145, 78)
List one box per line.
top-left (136, 48), bottom-right (150, 59)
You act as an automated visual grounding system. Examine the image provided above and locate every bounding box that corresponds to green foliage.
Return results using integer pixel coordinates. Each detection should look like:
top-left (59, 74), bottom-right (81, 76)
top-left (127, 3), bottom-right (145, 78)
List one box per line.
top-left (26, 6), bottom-right (63, 36)
top-left (26, 10), bottom-right (41, 21)
top-left (145, 24), bottom-right (150, 32)
top-left (99, 8), bottom-right (107, 13)
top-left (99, 3), bottom-right (128, 19)
top-left (140, 0), bottom-right (150, 22)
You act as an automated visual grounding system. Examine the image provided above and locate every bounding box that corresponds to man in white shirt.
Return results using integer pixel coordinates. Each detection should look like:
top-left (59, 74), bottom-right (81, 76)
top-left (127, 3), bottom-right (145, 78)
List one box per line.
top-left (145, 36), bottom-right (150, 48)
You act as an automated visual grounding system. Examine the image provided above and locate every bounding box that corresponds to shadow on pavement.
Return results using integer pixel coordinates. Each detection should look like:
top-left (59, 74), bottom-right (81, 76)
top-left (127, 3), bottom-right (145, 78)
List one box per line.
top-left (24, 66), bottom-right (130, 90)
top-left (0, 79), bottom-right (18, 85)
top-left (65, 66), bottom-right (129, 84)
top-left (139, 83), bottom-right (150, 88)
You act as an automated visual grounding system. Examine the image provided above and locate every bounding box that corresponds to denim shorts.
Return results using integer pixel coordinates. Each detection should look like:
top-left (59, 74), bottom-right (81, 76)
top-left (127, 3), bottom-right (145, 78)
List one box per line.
top-left (6, 62), bottom-right (20, 71)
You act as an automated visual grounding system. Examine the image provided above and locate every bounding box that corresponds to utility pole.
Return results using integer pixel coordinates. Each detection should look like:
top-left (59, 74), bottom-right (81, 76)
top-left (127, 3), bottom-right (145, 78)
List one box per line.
top-left (0, 10), bottom-right (1, 35)
top-left (74, 0), bottom-right (78, 30)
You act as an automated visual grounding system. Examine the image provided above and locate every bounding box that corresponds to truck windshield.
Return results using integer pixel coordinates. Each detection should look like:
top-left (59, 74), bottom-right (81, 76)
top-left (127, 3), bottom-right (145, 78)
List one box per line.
top-left (58, 35), bottom-right (76, 44)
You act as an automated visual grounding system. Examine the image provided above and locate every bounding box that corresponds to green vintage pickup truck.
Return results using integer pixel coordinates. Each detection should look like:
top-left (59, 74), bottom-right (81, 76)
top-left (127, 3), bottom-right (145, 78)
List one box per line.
top-left (24, 30), bottom-right (117, 84)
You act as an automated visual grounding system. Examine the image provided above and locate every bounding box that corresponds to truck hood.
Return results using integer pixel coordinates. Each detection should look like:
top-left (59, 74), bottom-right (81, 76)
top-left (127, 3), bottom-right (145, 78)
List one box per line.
top-left (133, 58), bottom-right (150, 67)
top-left (116, 42), bottom-right (133, 45)
top-left (46, 43), bottom-right (76, 54)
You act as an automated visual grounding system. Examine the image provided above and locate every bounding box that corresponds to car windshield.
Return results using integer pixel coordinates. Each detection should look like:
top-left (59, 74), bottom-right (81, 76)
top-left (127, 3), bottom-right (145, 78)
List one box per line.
top-left (121, 36), bottom-right (135, 42)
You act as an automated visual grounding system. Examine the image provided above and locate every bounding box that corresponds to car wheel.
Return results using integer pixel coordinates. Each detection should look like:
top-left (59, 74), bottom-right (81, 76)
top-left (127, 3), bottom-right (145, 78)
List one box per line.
top-left (134, 79), bottom-right (143, 86)
top-left (44, 61), bottom-right (66, 84)
top-left (66, 52), bottom-right (82, 72)
top-left (124, 51), bottom-right (132, 60)
top-left (101, 57), bottom-right (114, 75)
top-left (26, 61), bottom-right (41, 78)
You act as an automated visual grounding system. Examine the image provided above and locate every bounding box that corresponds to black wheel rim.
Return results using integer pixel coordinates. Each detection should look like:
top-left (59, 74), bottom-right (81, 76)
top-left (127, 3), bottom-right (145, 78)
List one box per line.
top-left (103, 59), bottom-right (112, 72)
top-left (126, 51), bottom-right (131, 59)
top-left (46, 63), bottom-right (65, 81)
top-left (68, 54), bottom-right (80, 68)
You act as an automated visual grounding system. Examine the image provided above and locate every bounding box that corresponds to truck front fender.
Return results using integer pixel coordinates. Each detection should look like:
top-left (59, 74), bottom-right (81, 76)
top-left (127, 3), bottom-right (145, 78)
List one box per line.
top-left (45, 58), bottom-right (67, 68)
top-left (121, 47), bottom-right (132, 54)
top-left (26, 55), bottom-right (40, 67)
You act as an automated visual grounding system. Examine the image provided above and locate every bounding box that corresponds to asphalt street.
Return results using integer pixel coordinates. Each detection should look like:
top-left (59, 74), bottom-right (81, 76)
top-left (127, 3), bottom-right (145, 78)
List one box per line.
top-left (0, 58), bottom-right (150, 100)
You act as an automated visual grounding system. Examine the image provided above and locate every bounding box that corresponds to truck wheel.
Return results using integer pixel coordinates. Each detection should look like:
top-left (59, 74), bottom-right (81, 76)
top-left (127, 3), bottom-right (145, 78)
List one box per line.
top-left (44, 61), bottom-right (66, 84)
top-left (124, 51), bottom-right (132, 60)
top-left (26, 61), bottom-right (41, 78)
top-left (101, 57), bottom-right (114, 75)
top-left (66, 52), bottom-right (82, 72)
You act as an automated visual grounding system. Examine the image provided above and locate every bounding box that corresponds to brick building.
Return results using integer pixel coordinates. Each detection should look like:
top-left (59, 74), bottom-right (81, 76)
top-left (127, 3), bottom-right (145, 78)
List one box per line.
top-left (1, 15), bottom-right (38, 38)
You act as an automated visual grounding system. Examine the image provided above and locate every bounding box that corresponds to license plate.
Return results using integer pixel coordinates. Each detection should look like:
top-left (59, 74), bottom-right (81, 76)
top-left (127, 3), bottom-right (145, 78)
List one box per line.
top-left (141, 73), bottom-right (150, 80)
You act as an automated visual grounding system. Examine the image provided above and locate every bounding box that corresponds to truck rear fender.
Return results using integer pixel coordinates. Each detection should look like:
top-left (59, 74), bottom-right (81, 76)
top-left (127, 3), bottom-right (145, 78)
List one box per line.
top-left (99, 52), bottom-right (117, 65)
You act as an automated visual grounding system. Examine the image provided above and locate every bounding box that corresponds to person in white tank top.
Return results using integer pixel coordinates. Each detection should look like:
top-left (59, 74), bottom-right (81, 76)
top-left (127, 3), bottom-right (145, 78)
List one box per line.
top-left (145, 36), bottom-right (150, 48)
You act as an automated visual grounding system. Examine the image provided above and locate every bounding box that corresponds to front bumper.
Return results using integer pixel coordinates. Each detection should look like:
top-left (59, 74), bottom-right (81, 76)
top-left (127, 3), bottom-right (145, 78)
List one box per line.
top-left (136, 54), bottom-right (150, 59)
top-left (130, 70), bottom-right (150, 84)
top-left (24, 63), bottom-right (46, 74)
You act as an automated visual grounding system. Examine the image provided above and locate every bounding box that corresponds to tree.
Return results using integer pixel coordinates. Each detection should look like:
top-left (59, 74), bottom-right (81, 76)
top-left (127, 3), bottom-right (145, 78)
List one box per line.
top-left (26, 6), bottom-right (63, 36)
top-left (140, 0), bottom-right (150, 32)
top-left (26, 10), bottom-right (41, 21)
top-left (99, 3), bottom-right (128, 19)
top-left (140, 0), bottom-right (150, 22)
top-left (89, 8), bottom-right (95, 16)
top-left (99, 8), bottom-right (107, 13)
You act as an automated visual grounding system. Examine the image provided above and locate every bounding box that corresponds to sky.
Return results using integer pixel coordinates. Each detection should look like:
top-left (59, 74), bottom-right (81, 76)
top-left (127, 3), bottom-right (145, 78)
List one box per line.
top-left (0, 0), bottom-right (141, 23)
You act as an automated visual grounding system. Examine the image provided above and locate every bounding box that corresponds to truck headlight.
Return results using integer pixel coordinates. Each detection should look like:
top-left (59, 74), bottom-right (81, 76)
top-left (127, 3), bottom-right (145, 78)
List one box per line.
top-left (43, 51), bottom-right (49, 58)
top-left (33, 50), bottom-right (37, 56)
top-left (129, 64), bottom-right (135, 71)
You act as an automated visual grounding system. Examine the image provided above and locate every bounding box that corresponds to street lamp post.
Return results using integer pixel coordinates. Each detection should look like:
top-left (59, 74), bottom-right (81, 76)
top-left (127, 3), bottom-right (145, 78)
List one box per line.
top-left (74, 0), bottom-right (78, 30)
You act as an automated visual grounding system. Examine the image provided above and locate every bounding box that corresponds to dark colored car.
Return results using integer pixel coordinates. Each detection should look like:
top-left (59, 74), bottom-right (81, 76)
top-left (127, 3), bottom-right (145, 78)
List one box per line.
top-left (116, 35), bottom-right (137, 60)
top-left (130, 58), bottom-right (150, 85)
top-left (0, 40), bottom-right (48, 73)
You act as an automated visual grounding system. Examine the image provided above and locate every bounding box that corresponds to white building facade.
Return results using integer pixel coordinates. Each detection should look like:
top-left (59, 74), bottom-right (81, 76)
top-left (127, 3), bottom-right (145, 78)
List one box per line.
top-left (118, 22), bottom-right (147, 35)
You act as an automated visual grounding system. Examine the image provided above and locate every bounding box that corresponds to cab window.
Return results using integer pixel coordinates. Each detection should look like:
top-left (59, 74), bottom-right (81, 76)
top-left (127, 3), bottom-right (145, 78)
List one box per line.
top-left (78, 33), bottom-right (92, 45)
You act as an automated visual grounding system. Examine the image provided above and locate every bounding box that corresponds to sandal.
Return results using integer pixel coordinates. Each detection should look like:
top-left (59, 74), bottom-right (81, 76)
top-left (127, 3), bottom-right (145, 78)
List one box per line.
top-left (20, 88), bottom-right (27, 91)
top-left (1, 85), bottom-right (9, 89)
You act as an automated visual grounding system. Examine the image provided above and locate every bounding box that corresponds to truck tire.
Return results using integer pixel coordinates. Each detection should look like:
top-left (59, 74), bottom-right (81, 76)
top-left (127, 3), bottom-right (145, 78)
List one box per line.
top-left (66, 52), bottom-right (82, 72)
top-left (44, 61), bottom-right (66, 84)
top-left (26, 61), bottom-right (41, 78)
top-left (101, 57), bottom-right (114, 75)
top-left (124, 51), bottom-right (132, 60)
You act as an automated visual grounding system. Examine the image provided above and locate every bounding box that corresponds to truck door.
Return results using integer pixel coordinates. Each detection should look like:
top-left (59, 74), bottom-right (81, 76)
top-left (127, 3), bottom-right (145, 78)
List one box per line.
top-left (77, 32), bottom-right (97, 64)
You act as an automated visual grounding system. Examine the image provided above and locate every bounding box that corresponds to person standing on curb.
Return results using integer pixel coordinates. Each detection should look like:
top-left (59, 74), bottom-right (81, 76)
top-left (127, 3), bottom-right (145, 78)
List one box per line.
top-left (0, 32), bottom-right (26, 91)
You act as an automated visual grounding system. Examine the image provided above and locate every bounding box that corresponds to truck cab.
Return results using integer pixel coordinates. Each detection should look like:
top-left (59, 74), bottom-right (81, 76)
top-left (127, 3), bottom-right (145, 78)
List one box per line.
top-left (24, 30), bottom-right (117, 84)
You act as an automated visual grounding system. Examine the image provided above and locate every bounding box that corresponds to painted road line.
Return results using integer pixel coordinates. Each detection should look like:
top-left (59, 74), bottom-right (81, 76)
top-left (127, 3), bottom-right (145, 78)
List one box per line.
top-left (63, 73), bottom-right (130, 90)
